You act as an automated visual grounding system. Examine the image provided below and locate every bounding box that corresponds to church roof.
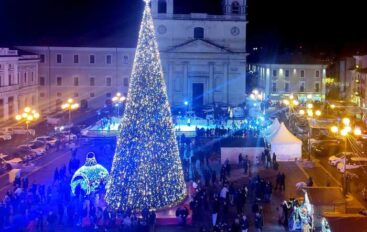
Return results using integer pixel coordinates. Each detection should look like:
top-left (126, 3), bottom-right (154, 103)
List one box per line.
top-left (165, 38), bottom-right (234, 53)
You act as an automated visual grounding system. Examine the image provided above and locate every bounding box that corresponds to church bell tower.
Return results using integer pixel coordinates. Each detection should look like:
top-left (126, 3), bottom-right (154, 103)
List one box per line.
top-left (223, 0), bottom-right (246, 15)
top-left (151, 0), bottom-right (174, 16)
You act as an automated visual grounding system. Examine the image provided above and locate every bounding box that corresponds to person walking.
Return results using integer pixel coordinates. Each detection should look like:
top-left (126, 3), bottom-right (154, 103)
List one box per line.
top-left (254, 212), bottom-right (263, 232)
top-left (238, 153), bottom-right (243, 168)
top-left (280, 173), bottom-right (286, 191)
top-left (240, 214), bottom-right (249, 232)
top-left (275, 172), bottom-right (281, 190)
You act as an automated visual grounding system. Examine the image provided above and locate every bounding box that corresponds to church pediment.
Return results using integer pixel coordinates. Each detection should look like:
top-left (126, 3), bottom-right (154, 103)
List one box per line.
top-left (165, 39), bottom-right (233, 53)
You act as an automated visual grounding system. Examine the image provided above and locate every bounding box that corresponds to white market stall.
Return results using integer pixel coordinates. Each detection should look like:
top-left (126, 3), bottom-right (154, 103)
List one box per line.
top-left (270, 122), bottom-right (302, 161)
top-left (264, 118), bottom-right (281, 142)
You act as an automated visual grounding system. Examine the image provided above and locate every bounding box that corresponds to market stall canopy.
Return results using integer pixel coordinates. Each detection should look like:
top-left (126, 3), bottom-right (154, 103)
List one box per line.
top-left (306, 187), bottom-right (346, 206)
top-left (270, 122), bottom-right (302, 161)
top-left (271, 123), bottom-right (302, 144)
top-left (322, 212), bottom-right (367, 232)
top-left (264, 118), bottom-right (280, 141)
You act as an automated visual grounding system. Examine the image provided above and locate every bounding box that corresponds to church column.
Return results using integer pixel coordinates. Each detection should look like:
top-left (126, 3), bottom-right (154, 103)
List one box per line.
top-left (168, 61), bottom-right (174, 103)
top-left (183, 61), bottom-right (189, 102)
top-left (4, 64), bottom-right (9, 86)
top-left (224, 62), bottom-right (229, 104)
top-left (14, 64), bottom-right (19, 85)
top-left (209, 62), bottom-right (215, 104)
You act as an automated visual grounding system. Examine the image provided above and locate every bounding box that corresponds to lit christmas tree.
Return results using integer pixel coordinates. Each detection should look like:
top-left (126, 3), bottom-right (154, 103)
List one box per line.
top-left (105, 0), bottom-right (187, 210)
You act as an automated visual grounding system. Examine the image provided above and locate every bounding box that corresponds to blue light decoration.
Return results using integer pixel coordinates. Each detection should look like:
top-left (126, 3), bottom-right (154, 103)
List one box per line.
top-left (105, 0), bottom-right (187, 211)
top-left (70, 152), bottom-right (109, 195)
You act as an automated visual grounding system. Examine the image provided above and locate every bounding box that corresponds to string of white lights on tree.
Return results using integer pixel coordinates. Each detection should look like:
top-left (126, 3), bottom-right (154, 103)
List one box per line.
top-left (105, 0), bottom-right (187, 211)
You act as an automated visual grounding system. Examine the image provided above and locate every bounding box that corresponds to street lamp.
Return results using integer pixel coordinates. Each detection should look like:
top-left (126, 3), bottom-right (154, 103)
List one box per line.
top-left (330, 118), bottom-right (362, 195)
top-left (15, 107), bottom-right (40, 131)
top-left (61, 98), bottom-right (80, 125)
top-left (112, 92), bottom-right (126, 118)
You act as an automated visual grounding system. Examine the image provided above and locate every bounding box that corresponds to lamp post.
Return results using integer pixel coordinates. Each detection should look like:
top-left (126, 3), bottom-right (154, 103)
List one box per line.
top-left (298, 106), bottom-right (322, 160)
top-left (330, 118), bottom-right (362, 195)
top-left (61, 98), bottom-right (80, 125)
top-left (112, 92), bottom-right (126, 118)
top-left (283, 95), bottom-right (299, 128)
top-left (61, 98), bottom-right (79, 142)
top-left (15, 107), bottom-right (40, 132)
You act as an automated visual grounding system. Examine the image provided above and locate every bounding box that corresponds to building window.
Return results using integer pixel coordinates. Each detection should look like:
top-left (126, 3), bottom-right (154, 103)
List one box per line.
top-left (74, 77), bottom-right (79, 86)
top-left (272, 82), bottom-right (277, 92)
top-left (90, 77), bottom-right (95, 86)
top-left (124, 78), bottom-right (129, 87)
top-left (106, 93), bottom-right (111, 98)
top-left (285, 70), bottom-right (289, 78)
top-left (273, 70), bottom-right (277, 77)
top-left (123, 56), bottom-right (129, 64)
top-left (300, 70), bottom-right (305, 78)
top-left (315, 82), bottom-right (320, 92)
top-left (24, 72), bottom-right (27, 84)
top-left (40, 54), bottom-right (45, 63)
top-left (194, 27), bottom-right (204, 39)
top-left (31, 72), bottom-right (34, 82)
top-left (57, 92), bottom-right (62, 97)
top-left (56, 54), bottom-right (62, 63)
top-left (158, 0), bottom-right (167, 13)
top-left (74, 93), bottom-right (79, 97)
top-left (40, 93), bottom-right (45, 98)
top-left (74, 54), bottom-right (79, 64)
top-left (106, 55), bottom-right (112, 64)
top-left (89, 55), bottom-right (95, 64)
top-left (40, 77), bottom-right (45, 86)
top-left (316, 70), bottom-right (320, 78)
top-left (90, 93), bottom-right (95, 98)
top-left (106, 77), bottom-right (112, 86)
top-left (285, 82), bottom-right (290, 92)
top-left (300, 82), bottom-right (305, 92)
top-left (8, 75), bottom-right (12, 86)
top-left (231, 1), bottom-right (240, 14)
top-left (57, 77), bottom-right (62, 86)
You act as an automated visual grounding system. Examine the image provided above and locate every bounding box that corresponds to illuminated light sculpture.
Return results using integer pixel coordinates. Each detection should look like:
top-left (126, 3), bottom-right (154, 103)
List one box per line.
top-left (105, 0), bottom-right (186, 211)
top-left (70, 152), bottom-right (109, 195)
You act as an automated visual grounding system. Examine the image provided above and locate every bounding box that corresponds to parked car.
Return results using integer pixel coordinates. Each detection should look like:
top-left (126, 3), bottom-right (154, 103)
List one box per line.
top-left (336, 157), bottom-right (367, 173)
top-left (47, 113), bottom-right (65, 125)
top-left (328, 152), bottom-right (355, 166)
top-left (18, 141), bottom-right (47, 156)
top-left (3, 127), bottom-right (35, 136)
top-left (12, 147), bottom-right (37, 162)
top-left (0, 132), bottom-right (12, 141)
top-left (0, 154), bottom-right (34, 172)
top-left (56, 131), bottom-right (78, 142)
top-left (0, 154), bottom-right (12, 174)
top-left (35, 136), bottom-right (58, 147)
top-left (312, 141), bottom-right (341, 156)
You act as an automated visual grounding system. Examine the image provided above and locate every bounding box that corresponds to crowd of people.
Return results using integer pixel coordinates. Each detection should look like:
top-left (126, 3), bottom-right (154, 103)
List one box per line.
top-left (0, 149), bottom-right (157, 232)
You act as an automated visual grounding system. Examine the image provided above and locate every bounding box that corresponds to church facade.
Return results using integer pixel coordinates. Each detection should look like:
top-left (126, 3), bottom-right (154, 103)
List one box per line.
top-left (18, 0), bottom-right (247, 113)
top-left (152, 0), bottom-right (247, 108)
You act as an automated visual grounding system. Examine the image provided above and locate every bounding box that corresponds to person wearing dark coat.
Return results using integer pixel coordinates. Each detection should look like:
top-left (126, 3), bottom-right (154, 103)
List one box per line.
top-left (254, 212), bottom-right (263, 231)
top-left (240, 214), bottom-right (249, 232)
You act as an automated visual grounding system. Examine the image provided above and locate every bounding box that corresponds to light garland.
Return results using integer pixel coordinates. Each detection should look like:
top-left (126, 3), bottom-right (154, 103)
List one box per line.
top-left (70, 152), bottom-right (109, 195)
top-left (105, 0), bottom-right (187, 211)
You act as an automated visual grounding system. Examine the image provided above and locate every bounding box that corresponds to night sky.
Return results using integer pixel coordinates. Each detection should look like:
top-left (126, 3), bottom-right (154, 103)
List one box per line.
top-left (0, 0), bottom-right (366, 56)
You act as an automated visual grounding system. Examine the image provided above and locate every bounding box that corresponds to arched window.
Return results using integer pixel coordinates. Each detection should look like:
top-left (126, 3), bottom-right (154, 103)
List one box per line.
top-left (231, 1), bottom-right (240, 14)
top-left (158, 0), bottom-right (167, 14)
top-left (194, 27), bottom-right (204, 39)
